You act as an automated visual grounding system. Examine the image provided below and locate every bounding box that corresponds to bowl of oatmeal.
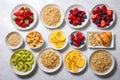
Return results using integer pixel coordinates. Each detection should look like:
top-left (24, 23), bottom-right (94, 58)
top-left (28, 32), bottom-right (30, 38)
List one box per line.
top-left (37, 48), bottom-right (62, 73)
top-left (5, 31), bottom-right (23, 49)
top-left (40, 4), bottom-right (64, 29)
top-left (89, 50), bottom-right (115, 76)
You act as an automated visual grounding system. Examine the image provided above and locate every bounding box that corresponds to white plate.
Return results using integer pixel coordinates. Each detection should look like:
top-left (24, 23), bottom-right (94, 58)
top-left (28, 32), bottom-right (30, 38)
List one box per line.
top-left (65, 4), bottom-right (89, 29)
top-left (11, 4), bottom-right (37, 30)
top-left (25, 31), bottom-right (44, 49)
top-left (10, 49), bottom-right (36, 76)
top-left (37, 48), bottom-right (62, 73)
top-left (40, 4), bottom-right (64, 29)
top-left (5, 31), bottom-right (23, 49)
top-left (87, 32), bottom-right (114, 48)
top-left (89, 50), bottom-right (115, 76)
top-left (91, 4), bottom-right (116, 29)
top-left (69, 31), bottom-right (86, 49)
top-left (49, 30), bottom-right (68, 50)
top-left (64, 50), bottom-right (87, 73)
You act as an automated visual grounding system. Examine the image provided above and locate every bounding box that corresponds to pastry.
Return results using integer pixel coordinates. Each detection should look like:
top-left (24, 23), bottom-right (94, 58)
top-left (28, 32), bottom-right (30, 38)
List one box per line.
top-left (96, 32), bottom-right (112, 47)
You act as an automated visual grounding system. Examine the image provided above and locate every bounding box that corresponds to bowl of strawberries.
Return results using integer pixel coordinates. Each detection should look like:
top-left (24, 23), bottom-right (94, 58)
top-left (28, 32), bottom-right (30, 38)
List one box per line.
top-left (69, 31), bottom-right (86, 49)
top-left (91, 4), bottom-right (115, 29)
top-left (11, 4), bottom-right (37, 30)
top-left (65, 4), bottom-right (89, 29)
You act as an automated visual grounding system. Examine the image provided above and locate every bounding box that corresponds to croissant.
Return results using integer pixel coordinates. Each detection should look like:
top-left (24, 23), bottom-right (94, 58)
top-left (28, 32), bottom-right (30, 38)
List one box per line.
top-left (96, 32), bottom-right (112, 47)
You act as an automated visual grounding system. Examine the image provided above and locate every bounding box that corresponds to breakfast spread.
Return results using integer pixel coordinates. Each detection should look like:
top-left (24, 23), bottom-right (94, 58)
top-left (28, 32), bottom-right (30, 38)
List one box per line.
top-left (39, 49), bottom-right (60, 69)
top-left (10, 49), bottom-right (34, 72)
top-left (49, 30), bottom-right (66, 49)
top-left (88, 32), bottom-right (112, 47)
top-left (6, 32), bottom-right (22, 47)
top-left (91, 5), bottom-right (113, 28)
top-left (26, 31), bottom-right (43, 49)
top-left (90, 50), bottom-right (112, 73)
top-left (41, 5), bottom-right (62, 27)
top-left (70, 31), bottom-right (85, 48)
top-left (65, 50), bottom-right (85, 73)
top-left (68, 7), bottom-right (87, 26)
top-left (13, 7), bottom-right (34, 28)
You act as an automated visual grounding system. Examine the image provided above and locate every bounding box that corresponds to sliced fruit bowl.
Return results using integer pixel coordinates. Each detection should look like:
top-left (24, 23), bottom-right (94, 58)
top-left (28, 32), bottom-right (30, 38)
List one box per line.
top-left (37, 48), bottom-right (62, 73)
top-left (69, 31), bottom-right (86, 49)
top-left (91, 4), bottom-right (115, 29)
top-left (10, 49), bottom-right (36, 76)
top-left (65, 4), bottom-right (89, 29)
top-left (11, 4), bottom-right (37, 30)
top-left (64, 50), bottom-right (87, 73)
top-left (49, 30), bottom-right (68, 50)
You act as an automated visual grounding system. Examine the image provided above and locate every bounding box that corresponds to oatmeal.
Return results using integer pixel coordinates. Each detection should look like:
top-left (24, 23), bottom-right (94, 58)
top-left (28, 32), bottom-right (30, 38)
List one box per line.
top-left (41, 5), bottom-right (61, 27)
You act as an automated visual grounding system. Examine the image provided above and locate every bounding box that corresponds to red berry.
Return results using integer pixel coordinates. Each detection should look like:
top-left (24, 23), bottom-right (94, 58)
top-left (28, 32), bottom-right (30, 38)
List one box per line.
top-left (16, 21), bottom-right (22, 26)
top-left (79, 35), bottom-right (84, 41)
top-left (81, 18), bottom-right (84, 22)
top-left (75, 32), bottom-right (81, 37)
top-left (100, 20), bottom-right (106, 27)
top-left (81, 11), bottom-right (86, 15)
top-left (16, 16), bottom-right (24, 21)
top-left (73, 8), bottom-right (79, 13)
top-left (71, 35), bottom-right (75, 40)
top-left (73, 37), bottom-right (80, 43)
top-left (96, 7), bottom-right (101, 12)
top-left (91, 14), bottom-right (99, 20)
top-left (73, 20), bottom-right (79, 26)
top-left (101, 5), bottom-right (107, 11)
top-left (68, 14), bottom-right (76, 20)
top-left (20, 7), bottom-right (25, 10)
top-left (107, 10), bottom-right (113, 16)
top-left (21, 23), bottom-right (28, 28)
top-left (74, 42), bottom-right (80, 47)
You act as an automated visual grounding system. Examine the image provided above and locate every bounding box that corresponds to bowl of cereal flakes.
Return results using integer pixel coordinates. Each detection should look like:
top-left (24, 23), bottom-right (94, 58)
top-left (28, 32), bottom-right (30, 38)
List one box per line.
top-left (37, 48), bottom-right (62, 73)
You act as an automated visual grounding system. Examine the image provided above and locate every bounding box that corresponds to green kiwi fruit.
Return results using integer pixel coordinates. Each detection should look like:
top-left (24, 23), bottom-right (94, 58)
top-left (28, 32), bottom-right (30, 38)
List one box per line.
top-left (26, 54), bottom-right (33, 61)
top-left (15, 62), bottom-right (24, 71)
top-left (26, 62), bottom-right (32, 71)
top-left (21, 64), bottom-right (28, 72)
top-left (28, 59), bottom-right (34, 65)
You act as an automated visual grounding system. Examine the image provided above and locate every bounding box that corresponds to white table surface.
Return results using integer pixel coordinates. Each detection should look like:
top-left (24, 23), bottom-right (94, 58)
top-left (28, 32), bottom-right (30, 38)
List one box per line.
top-left (0, 0), bottom-right (120, 80)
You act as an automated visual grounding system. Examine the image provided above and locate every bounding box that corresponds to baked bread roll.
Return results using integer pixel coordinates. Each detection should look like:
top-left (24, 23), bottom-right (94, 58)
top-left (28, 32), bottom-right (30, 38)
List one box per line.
top-left (96, 32), bottom-right (112, 47)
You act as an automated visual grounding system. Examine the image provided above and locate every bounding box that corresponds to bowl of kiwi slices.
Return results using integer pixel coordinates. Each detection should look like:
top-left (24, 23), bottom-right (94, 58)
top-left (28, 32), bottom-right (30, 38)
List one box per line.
top-left (10, 49), bottom-right (36, 76)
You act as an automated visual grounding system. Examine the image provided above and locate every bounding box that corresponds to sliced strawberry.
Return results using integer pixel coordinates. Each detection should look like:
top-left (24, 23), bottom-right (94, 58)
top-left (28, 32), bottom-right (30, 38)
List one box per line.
top-left (74, 42), bottom-right (80, 47)
top-left (20, 7), bottom-right (25, 10)
top-left (15, 21), bottom-right (22, 26)
top-left (100, 20), bottom-right (106, 27)
top-left (79, 35), bottom-right (84, 41)
top-left (68, 14), bottom-right (77, 20)
top-left (21, 23), bottom-right (28, 28)
top-left (16, 16), bottom-right (24, 21)
top-left (107, 10), bottom-right (113, 16)
top-left (91, 14), bottom-right (98, 20)
top-left (29, 18), bottom-right (34, 23)
top-left (73, 20), bottom-right (79, 26)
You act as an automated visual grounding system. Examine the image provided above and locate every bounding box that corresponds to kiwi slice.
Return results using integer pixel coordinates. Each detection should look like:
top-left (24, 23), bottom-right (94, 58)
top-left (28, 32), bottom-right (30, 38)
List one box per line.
top-left (24, 50), bottom-right (31, 56)
top-left (26, 62), bottom-right (32, 71)
top-left (10, 58), bottom-right (17, 66)
top-left (18, 50), bottom-right (24, 55)
top-left (15, 62), bottom-right (24, 71)
top-left (21, 64), bottom-right (28, 72)
top-left (21, 54), bottom-right (27, 62)
top-left (28, 59), bottom-right (34, 65)
top-left (26, 54), bottom-right (33, 61)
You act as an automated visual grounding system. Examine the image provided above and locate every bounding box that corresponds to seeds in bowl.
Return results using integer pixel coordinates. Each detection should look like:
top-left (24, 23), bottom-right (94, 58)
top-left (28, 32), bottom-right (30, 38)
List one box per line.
top-left (40, 49), bottom-right (60, 69)
top-left (26, 31), bottom-right (43, 48)
top-left (41, 5), bottom-right (62, 27)
top-left (7, 32), bottom-right (22, 47)
top-left (90, 50), bottom-right (112, 73)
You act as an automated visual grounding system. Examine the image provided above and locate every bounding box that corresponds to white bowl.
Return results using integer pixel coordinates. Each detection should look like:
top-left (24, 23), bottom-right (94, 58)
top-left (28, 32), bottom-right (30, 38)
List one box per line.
top-left (90, 4), bottom-right (115, 29)
top-left (64, 50), bottom-right (87, 73)
top-left (11, 4), bottom-right (37, 30)
top-left (49, 30), bottom-right (68, 50)
top-left (40, 4), bottom-right (64, 29)
top-left (25, 31), bottom-right (44, 49)
top-left (37, 48), bottom-right (62, 73)
top-left (5, 31), bottom-right (23, 49)
top-left (89, 50), bottom-right (115, 76)
top-left (69, 31), bottom-right (86, 49)
top-left (10, 49), bottom-right (36, 76)
top-left (65, 4), bottom-right (89, 29)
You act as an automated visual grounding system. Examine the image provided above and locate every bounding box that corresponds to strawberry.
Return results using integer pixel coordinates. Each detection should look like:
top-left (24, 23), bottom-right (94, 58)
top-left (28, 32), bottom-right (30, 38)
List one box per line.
top-left (107, 10), bottom-right (113, 16)
top-left (96, 7), bottom-right (101, 12)
top-left (20, 7), bottom-right (24, 10)
top-left (74, 42), bottom-right (80, 47)
top-left (73, 20), bottom-right (79, 26)
top-left (73, 37), bottom-right (80, 43)
top-left (29, 18), bottom-right (34, 23)
top-left (73, 8), bottom-right (79, 13)
top-left (100, 20), bottom-right (106, 27)
top-left (16, 16), bottom-right (24, 21)
top-left (79, 35), bottom-right (84, 41)
top-left (71, 35), bottom-right (75, 40)
top-left (15, 21), bottom-right (22, 26)
top-left (75, 32), bottom-right (81, 37)
top-left (68, 14), bottom-right (76, 20)
top-left (81, 11), bottom-right (86, 15)
top-left (21, 23), bottom-right (28, 28)
top-left (91, 14), bottom-right (98, 20)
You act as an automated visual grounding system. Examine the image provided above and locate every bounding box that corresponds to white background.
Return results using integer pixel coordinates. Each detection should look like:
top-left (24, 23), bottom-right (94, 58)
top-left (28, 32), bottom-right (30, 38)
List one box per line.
top-left (0, 0), bottom-right (120, 80)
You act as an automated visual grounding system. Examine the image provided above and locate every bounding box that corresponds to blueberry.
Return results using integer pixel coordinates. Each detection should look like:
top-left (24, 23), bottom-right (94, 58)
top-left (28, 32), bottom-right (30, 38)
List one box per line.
top-left (69, 20), bottom-right (73, 24)
top-left (70, 40), bottom-right (73, 45)
top-left (95, 20), bottom-right (99, 24)
top-left (81, 40), bottom-right (85, 45)
top-left (83, 14), bottom-right (87, 19)
top-left (98, 12), bottom-right (102, 16)
top-left (70, 10), bottom-right (73, 13)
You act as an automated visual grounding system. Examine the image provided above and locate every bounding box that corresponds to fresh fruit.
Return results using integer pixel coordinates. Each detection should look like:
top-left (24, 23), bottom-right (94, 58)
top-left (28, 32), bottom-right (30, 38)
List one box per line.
top-left (49, 30), bottom-right (66, 49)
top-left (91, 5), bottom-right (113, 28)
top-left (13, 7), bottom-right (34, 28)
top-left (70, 31), bottom-right (85, 48)
top-left (65, 50), bottom-right (85, 73)
top-left (10, 49), bottom-right (34, 72)
top-left (68, 7), bottom-right (87, 26)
